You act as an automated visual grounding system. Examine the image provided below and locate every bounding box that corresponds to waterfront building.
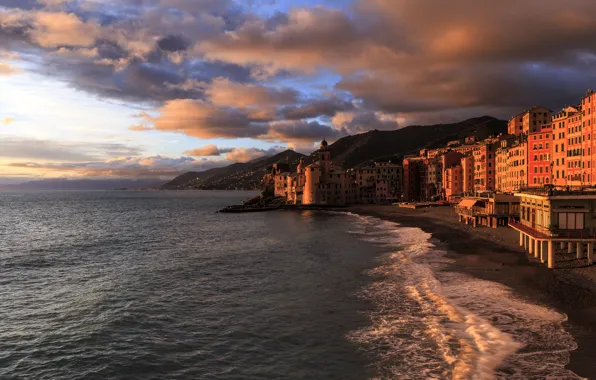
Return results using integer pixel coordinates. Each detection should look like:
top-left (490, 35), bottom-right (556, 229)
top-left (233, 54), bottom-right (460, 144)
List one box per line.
top-left (403, 156), bottom-right (424, 202)
top-left (303, 140), bottom-right (352, 205)
top-left (441, 151), bottom-right (464, 199)
top-left (582, 90), bottom-right (596, 185)
top-left (496, 140), bottom-right (511, 193)
top-left (552, 106), bottom-right (577, 187)
top-left (510, 188), bottom-right (596, 269)
top-left (473, 142), bottom-right (497, 192)
top-left (506, 139), bottom-right (528, 192)
top-left (444, 165), bottom-right (463, 201)
top-left (456, 193), bottom-right (520, 228)
top-left (508, 106), bottom-right (552, 136)
top-left (528, 125), bottom-right (553, 187)
top-left (566, 109), bottom-right (584, 186)
top-left (461, 155), bottom-right (475, 194)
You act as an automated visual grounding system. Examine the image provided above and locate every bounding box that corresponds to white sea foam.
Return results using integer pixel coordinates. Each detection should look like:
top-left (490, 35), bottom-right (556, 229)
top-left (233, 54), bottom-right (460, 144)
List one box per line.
top-left (342, 214), bottom-right (583, 380)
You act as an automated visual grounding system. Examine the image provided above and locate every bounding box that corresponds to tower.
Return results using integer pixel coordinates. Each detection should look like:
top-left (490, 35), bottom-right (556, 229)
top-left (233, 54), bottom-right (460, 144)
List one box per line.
top-left (319, 139), bottom-right (331, 172)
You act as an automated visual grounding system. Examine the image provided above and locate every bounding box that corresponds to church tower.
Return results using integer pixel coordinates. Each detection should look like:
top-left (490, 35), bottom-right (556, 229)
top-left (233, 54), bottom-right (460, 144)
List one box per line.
top-left (319, 139), bottom-right (331, 172)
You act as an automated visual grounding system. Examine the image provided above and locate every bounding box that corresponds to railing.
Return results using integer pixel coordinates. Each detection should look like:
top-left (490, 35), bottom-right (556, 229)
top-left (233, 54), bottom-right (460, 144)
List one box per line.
top-left (516, 186), bottom-right (596, 197)
top-left (455, 206), bottom-right (487, 217)
top-left (509, 219), bottom-right (596, 239)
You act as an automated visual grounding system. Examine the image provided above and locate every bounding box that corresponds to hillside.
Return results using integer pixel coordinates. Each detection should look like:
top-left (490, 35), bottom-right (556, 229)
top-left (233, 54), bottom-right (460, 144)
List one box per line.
top-left (162, 116), bottom-right (507, 190)
top-left (323, 116), bottom-right (506, 168)
top-left (161, 150), bottom-right (306, 190)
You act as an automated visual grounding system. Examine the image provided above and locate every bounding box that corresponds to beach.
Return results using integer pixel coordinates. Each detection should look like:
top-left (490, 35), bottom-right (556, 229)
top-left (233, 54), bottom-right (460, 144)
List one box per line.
top-left (347, 204), bottom-right (596, 378)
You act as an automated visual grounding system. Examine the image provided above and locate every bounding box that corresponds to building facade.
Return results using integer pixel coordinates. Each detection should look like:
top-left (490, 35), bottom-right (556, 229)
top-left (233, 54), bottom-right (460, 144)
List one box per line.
top-left (528, 126), bottom-right (553, 187)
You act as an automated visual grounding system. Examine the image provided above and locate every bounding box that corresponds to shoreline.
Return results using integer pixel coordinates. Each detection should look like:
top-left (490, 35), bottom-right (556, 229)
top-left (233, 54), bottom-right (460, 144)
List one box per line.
top-left (344, 204), bottom-right (596, 378)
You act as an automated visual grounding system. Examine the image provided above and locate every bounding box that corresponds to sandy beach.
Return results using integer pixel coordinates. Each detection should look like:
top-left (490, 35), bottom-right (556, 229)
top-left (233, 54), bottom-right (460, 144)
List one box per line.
top-left (347, 204), bottom-right (596, 378)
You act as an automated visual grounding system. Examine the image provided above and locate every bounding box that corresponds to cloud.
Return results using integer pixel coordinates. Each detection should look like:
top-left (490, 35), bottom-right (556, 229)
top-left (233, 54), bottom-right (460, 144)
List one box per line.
top-left (224, 146), bottom-right (286, 162)
top-left (1, 117), bottom-right (15, 125)
top-left (3, 155), bottom-right (232, 178)
top-left (266, 120), bottom-right (344, 142)
top-left (0, 137), bottom-right (143, 161)
top-left (206, 77), bottom-right (299, 108)
top-left (184, 144), bottom-right (233, 157)
top-left (137, 99), bottom-right (269, 139)
top-left (0, 62), bottom-right (22, 75)
top-left (3, 0), bottom-right (596, 145)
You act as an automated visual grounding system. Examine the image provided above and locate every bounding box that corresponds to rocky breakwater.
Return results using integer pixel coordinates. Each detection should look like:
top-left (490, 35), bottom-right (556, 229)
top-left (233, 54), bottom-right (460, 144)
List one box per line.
top-left (218, 194), bottom-right (286, 213)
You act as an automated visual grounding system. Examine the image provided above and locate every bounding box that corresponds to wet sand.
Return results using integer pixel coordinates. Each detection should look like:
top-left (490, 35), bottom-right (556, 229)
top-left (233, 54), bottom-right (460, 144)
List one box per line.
top-left (346, 205), bottom-right (596, 379)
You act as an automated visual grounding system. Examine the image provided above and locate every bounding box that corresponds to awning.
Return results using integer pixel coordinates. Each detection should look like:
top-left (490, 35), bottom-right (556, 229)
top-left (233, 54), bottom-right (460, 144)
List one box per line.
top-left (458, 199), bottom-right (478, 209)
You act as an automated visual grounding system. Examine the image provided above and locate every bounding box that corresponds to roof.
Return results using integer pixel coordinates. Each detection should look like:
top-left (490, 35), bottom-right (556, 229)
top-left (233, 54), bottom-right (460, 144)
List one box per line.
top-left (458, 199), bottom-right (478, 209)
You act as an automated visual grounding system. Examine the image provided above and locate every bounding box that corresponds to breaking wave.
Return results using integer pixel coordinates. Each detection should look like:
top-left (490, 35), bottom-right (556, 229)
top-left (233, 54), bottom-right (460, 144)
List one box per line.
top-left (344, 214), bottom-right (582, 380)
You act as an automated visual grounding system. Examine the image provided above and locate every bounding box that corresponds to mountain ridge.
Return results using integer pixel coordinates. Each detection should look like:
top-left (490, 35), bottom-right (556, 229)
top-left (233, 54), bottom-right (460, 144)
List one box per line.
top-left (161, 116), bottom-right (508, 190)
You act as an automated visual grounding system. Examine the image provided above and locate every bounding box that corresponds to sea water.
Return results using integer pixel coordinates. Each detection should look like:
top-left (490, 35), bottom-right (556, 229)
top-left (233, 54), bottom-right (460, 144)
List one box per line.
top-left (0, 191), bottom-right (581, 379)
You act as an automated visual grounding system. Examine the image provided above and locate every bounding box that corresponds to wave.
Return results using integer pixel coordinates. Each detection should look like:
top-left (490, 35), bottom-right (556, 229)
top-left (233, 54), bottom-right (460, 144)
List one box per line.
top-left (343, 214), bottom-right (582, 380)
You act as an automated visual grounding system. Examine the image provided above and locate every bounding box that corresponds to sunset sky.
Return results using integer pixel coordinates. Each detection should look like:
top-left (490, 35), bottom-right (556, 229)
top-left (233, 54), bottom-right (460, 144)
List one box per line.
top-left (2, 0), bottom-right (596, 183)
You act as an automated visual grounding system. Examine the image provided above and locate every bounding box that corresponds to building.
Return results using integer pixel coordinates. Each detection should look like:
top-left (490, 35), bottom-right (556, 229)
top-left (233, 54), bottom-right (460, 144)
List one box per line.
top-left (403, 156), bottom-right (424, 202)
top-left (303, 140), bottom-right (353, 205)
top-left (552, 106), bottom-right (577, 187)
top-left (444, 165), bottom-right (463, 201)
top-left (582, 90), bottom-right (596, 185)
top-left (372, 162), bottom-right (403, 202)
top-left (424, 157), bottom-right (442, 201)
top-left (506, 139), bottom-right (528, 192)
top-left (566, 108), bottom-right (584, 186)
top-left (473, 142), bottom-right (497, 192)
top-left (456, 194), bottom-right (520, 228)
top-left (510, 188), bottom-right (596, 269)
top-left (461, 155), bottom-right (475, 194)
top-left (508, 106), bottom-right (553, 135)
top-left (528, 126), bottom-right (553, 187)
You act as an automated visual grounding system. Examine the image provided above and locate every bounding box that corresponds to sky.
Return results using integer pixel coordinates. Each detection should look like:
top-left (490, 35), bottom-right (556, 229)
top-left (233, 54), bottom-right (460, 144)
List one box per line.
top-left (1, 0), bottom-right (596, 184)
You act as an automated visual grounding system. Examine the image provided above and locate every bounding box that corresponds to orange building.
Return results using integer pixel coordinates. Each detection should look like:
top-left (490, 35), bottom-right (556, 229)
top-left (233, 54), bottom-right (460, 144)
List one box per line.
top-left (508, 106), bottom-right (552, 135)
top-left (528, 126), bottom-right (553, 187)
top-left (566, 110), bottom-right (584, 186)
top-left (552, 106), bottom-right (577, 187)
top-left (506, 139), bottom-right (528, 191)
top-left (444, 165), bottom-right (463, 200)
top-left (495, 138), bottom-right (518, 193)
top-left (461, 155), bottom-right (474, 194)
top-left (472, 142), bottom-right (497, 192)
top-left (582, 90), bottom-right (596, 184)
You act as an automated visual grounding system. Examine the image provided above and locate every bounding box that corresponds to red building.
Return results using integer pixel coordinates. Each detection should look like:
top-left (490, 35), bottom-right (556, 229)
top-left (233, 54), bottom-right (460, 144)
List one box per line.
top-left (528, 126), bottom-right (553, 187)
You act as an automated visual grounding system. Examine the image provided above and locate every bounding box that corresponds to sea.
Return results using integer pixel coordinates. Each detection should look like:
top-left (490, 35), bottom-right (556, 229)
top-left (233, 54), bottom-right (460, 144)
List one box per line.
top-left (0, 191), bottom-right (583, 379)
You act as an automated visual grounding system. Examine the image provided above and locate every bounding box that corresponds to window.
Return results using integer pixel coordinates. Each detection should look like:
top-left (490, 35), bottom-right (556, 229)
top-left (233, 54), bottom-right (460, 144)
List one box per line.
top-left (558, 212), bottom-right (585, 230)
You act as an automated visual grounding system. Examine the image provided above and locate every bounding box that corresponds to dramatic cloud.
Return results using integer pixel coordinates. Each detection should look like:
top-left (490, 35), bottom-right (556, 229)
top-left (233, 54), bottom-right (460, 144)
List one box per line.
top-left (206, 77), bottom-right (299, 108)
top-left (3, 0), bottom-right (596, 171)
top-left (139, 99), bottom-right (269, 139)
